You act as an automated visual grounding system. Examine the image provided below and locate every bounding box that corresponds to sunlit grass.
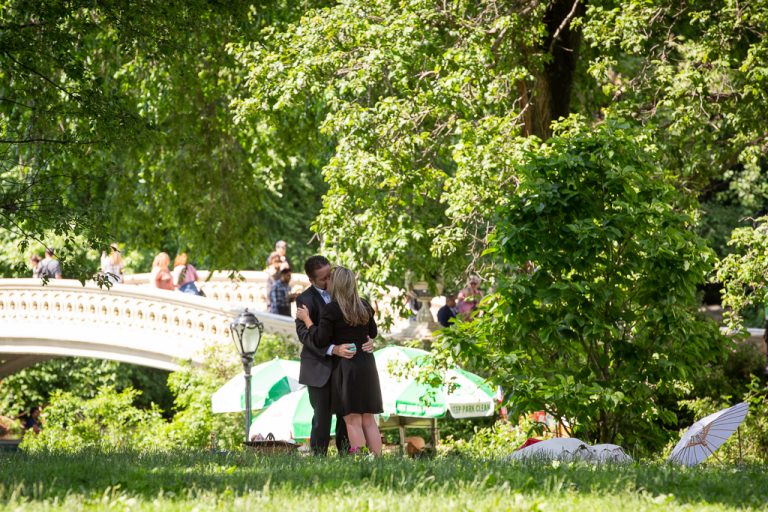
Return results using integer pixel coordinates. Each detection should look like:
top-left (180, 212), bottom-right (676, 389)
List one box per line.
top-left (1, 450), bottom-right (767, 511)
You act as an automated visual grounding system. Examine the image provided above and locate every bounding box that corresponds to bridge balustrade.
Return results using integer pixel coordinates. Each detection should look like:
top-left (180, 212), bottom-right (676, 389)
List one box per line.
top-left (0, 279), bottom-right (296, 377)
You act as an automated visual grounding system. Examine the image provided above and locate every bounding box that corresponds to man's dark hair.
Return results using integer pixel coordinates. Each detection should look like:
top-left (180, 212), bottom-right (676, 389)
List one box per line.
top-left (304, 255), bottom-right (331, 279)
top-left (45, 247), bottom-right (55, 257)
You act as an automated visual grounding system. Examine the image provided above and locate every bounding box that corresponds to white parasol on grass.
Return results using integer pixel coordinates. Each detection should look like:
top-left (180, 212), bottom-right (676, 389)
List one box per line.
top-left (509, 438), bottom-right (633, 463)
top-left (667, 401), bottom-right (749, 466)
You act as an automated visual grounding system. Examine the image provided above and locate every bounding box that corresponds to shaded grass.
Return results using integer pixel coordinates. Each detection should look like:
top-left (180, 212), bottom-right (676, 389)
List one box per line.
top-left (1, 450), bottom-right (767, 510)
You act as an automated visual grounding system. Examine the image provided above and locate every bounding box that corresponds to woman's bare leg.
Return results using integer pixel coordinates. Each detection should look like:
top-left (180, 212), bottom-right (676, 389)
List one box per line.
top-left (361, 413), bottom-right (382, 455)
top-left (343, 414), bottom-right (366, 451)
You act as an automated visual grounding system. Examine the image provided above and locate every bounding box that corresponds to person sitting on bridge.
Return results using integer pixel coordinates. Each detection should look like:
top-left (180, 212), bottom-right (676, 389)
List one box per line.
top-left (151, 252), bottom-right (174, 291)
top-left (100, 244), bottom-right (124, 285)
top-left (172, 252), bottom-right (201, 295)
top-left (270, 264), bottom-right (298, 316)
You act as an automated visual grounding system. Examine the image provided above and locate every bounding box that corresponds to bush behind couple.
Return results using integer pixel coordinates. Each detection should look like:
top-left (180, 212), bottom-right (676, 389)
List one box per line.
top-left (294, 256), bottom-right (383, 455)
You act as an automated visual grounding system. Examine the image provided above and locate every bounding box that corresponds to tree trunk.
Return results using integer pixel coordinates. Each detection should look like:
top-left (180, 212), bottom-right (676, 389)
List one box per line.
top-left (523, 0), bottom-right (586, 140)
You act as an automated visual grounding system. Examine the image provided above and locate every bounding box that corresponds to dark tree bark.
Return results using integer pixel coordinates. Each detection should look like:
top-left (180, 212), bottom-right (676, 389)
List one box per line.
top-left (523, 0), bottom-right (586, 139)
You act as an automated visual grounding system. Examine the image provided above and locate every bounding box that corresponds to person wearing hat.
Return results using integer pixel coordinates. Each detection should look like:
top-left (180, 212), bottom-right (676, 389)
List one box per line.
top-left (100, 244), bottom-right (124, 285)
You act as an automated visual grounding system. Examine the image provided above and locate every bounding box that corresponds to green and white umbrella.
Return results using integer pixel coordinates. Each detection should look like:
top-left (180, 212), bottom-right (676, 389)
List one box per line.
top-left (374, 346), bottom-right (495, 419)
top-left (249, 387), bottom-right (336, 441)
top-left (247, 347), bottom-right (494, 441)
top-left (211, 359), bottom-right (301, 413)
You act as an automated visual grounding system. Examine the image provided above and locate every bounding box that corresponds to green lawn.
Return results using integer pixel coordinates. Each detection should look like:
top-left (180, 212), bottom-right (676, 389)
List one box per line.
top-left (1, 450), bottom-right (767, 511)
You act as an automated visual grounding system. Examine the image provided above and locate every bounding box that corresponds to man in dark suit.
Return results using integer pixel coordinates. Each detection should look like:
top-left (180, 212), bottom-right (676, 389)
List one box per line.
top-left (295, 255), bottom-right (374, 455)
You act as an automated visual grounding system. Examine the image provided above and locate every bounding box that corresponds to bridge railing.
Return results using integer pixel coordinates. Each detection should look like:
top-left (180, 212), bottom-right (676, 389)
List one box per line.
top-left (122, 271), bottom-right (310, 310)
top-left (0, 279), bottom-right (298, 375)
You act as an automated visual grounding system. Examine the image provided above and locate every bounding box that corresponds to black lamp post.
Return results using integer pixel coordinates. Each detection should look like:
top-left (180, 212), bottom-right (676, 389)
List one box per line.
top-left (230, 308), bottom-right (264, 442)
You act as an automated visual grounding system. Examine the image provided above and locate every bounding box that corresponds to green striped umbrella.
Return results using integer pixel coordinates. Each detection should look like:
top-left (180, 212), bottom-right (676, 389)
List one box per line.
top-left (211, 359), bottom-right (301, 413)
top-left (374, 346), bottom-right (495, 419)
top-left (247, 347), bottom-right (494, 441)
top-left (249, 387), bottom-right (336, 441)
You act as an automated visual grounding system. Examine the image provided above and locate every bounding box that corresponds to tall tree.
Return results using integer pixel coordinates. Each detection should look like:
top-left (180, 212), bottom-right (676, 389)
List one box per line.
top-left (0, 1), bottom-right (327, 277)
top-left (235, 0), bottom-right (589, 293)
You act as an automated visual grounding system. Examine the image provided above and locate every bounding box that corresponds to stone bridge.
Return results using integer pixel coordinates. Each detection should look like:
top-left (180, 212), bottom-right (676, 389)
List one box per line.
top-left (0, 276), bottom-right (300, 378)
top-left (0, 272), bottom-right (437, 378)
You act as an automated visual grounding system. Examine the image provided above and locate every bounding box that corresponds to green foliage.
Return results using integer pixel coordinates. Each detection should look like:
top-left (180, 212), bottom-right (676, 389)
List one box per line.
top-left (440, 418), bottom-right (543, 459)
top-left (583, 1), bottom-right (768, 209)
top-left (696, 202), bottom-right (754, 259)
top-left (691, 341), bottom-right (767, 402)
top-left (439, 118), bottom-right (725, 453)
top-left (164, 343), bottom-right (241, 451)
top-left (715, 216), bottom-right (768, 330)
top-left (20, 386), bottom-right (170, 452)
top-left (0, 358), bottom-right (157, 417)
top-left (4, 335), bottom-right (299, 451)
top-left (0, 1), bottom-right (325, 277)
top-left (233, 0), bottom-right (558, 292)
top-left (0, 357), bottom-right (174, 421)
top-left (252, 334), bottom-right (301, 365)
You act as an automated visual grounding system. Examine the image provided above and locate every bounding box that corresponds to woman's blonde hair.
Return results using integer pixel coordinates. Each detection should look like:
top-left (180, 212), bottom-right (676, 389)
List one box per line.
top-left (108, 244), bottom-right (123, 266)
top-left (152, 252), bottom-right (170, 270)
top-left (329, 266), bottom-right (370, 326)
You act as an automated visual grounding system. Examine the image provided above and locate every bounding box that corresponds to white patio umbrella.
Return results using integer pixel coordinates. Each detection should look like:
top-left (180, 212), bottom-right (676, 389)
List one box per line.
top-left (248, 387), bottom-right (335, 442)
top-left (247, 347), bottom-right (495, 443)
top-left (667, 401), bottom-right (749, 466)
top-left (374, 346), bottom-right (495, 419)
top-left (211, 359), bottom-right (301, 413)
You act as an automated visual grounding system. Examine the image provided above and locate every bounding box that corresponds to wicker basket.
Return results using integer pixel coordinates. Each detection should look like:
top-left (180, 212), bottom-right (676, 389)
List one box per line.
top-left (245, 433), bottom-right (298, 454)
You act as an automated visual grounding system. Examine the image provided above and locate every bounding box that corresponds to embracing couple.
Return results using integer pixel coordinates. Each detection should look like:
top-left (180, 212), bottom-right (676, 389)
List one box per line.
top-left (295, 255), bottom-right (383, 456)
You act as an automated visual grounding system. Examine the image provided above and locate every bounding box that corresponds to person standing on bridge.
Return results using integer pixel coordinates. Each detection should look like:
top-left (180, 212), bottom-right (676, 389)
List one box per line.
top-left (294, 256), bottom-right (374, 455)
top-left (269, 264), bottom-right (298, 316)
top-left (28, 253), bottom-right (42, 278)
top-left (100, 244), bottom-right (124, 285)
top-left (39, 247), bottom-right (62, 280)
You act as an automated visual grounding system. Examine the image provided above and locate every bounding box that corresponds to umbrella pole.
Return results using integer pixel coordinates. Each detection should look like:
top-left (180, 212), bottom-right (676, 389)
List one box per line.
top-left (430, 418), bottom-right (439, 447)
top-left (398, 420), bottom-right (406, 456)
top-left (703, 442), bottom-right (723, 465)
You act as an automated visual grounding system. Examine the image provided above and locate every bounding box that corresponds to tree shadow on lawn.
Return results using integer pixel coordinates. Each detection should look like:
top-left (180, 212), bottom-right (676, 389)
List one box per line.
top-left (1, 451), bottom-right (766, 508)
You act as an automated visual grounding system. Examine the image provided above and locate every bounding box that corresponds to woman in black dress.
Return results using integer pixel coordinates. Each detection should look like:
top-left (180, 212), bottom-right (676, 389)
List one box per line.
top-left (296, 266), bottom-right (383, 455)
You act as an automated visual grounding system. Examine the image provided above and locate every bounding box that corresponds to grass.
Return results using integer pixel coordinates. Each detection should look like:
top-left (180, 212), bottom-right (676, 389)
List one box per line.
top-left (1, 450), bottom-right (767, 511)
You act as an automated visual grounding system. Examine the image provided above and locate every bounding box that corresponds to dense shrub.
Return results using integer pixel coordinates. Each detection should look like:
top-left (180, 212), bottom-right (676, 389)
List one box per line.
top-left (440, 118), bottom-right (726, 454)
top-left (20, 387), bottom-right (170, 452)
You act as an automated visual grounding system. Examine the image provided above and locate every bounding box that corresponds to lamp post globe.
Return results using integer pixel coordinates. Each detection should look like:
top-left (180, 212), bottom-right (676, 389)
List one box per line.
top-left (230, 308), bottom-right (264, 442)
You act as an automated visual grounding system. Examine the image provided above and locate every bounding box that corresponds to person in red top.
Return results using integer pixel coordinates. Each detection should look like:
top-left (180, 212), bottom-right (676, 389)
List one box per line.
top-left (151, 252), bottom-right (174, 291)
